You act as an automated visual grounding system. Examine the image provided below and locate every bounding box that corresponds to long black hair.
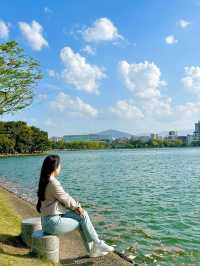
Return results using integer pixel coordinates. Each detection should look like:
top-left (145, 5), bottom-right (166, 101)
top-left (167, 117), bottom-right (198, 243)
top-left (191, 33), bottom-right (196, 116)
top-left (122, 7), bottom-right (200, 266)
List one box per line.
top-left (36, 154), bottom-right (60, 213)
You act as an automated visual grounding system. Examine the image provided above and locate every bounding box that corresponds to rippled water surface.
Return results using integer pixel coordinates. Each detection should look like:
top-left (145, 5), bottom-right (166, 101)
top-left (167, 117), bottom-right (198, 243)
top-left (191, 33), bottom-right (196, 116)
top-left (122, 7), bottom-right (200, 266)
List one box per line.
top-left (1, 148), bottom-right (200, 265)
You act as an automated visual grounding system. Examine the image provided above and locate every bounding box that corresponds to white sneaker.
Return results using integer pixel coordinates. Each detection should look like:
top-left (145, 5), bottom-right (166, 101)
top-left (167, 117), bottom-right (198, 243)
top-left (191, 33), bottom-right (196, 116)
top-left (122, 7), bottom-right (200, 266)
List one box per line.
top-left (88, 241), bottom-right (94, 252)
top-left (89, 240), bottom-right (115, 257)
top-left (97, 240), bottom-right (115, 252)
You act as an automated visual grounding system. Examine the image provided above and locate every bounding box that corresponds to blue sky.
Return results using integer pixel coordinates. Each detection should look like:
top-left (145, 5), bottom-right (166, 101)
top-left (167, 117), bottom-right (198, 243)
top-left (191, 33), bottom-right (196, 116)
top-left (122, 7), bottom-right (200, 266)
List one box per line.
top-left (1, 0), bottom-right (200, 137)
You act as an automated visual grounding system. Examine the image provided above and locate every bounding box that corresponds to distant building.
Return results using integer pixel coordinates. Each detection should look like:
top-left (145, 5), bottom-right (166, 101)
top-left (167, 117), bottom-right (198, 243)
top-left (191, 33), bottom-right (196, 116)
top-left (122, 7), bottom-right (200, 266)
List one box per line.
top-left (150, 133), bottom-right (160, 140)
top-left (138, 136), bottom-right (151, 143)
top-left (131, 134), bottom-right (160, 142)
top-left (130, 135), bottom-right (138, 141)
top-left (177, 136), bottom-right (187, 143)
top-left (194, 121), bottom-right (200, 138)
top-left (186, 121), bottom-right (200, 145)
top-left (186, 134), bottom-right (193, 145)
top-left (50, 136), bottom-right (63, 142)
top-left (168, 131), bottom-right (177, 140)
top-left (63, 134), bottom-right (112, 143)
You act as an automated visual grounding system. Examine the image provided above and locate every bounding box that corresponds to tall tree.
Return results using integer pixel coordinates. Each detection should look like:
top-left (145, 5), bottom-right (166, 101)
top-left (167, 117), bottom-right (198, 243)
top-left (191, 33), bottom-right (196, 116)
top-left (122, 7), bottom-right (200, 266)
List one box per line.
top-left (0, 121), bottom-right (50, 154)
top-left (0, 41), bottom-right (42, 115)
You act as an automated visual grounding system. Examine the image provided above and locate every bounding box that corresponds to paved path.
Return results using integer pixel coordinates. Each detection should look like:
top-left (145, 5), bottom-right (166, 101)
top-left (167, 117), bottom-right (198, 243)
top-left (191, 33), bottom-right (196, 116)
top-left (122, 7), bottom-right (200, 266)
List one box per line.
top-left (0, 185), bottom-right (136, 266)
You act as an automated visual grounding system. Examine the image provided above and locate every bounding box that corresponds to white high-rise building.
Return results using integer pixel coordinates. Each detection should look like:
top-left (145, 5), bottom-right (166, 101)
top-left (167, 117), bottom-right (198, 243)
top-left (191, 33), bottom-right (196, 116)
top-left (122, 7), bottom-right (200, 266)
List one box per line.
top-left (194, 121), bottom-right (200, 138)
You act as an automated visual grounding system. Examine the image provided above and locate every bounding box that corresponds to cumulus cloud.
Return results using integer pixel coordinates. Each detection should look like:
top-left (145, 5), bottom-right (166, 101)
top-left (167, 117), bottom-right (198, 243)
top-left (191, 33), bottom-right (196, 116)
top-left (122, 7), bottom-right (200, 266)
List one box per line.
top-left (49, 92), bottom-right (98, 117)
top-left (109, 61), bottom-right (200, 128)
top-left (60, 46), bottom-right (106, 94)
top-left (178, 19), bottom-right (190, 29)
top-left (142, 97), bottom-right (172, 118)
top-left (110, 100), bottom-right (144, 120)
top-left (169, 101), bottom-right (200, 130)
top-left (0, 20), bottom-right (9, 39)
top-left (18, 20), bottom-right (48, 51)
top-left (118, 60), bottom-right (173, 119)
top-left (165, 35), bottom-right (178, 45)
top-left (182, 66), bottom-right (200, 94)
top-left (47, 69), bottom-right (60, 79)
top-left (34, 93), bottom-right (48, 104)
top-left (82, 17), bottom-right (123, 43)
top-left (44, 118), bottom-right (56, 127)
top-left (44, 7), bottom-right (53, 14)
top-left (116, 60), bottom-right (200, 125)
top-left (175, 102), bottom-right (200, 117)
top-left (81, 45), bottom-right (96, 55)
top-left (36, 93), bottom-right (48, 101)
top-left (119, 60), bottom-right (166, 99)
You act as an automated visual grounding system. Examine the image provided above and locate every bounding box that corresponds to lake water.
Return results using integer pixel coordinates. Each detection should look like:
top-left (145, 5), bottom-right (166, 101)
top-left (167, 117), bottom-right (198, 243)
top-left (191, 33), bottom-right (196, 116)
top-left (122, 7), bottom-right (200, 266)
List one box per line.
top-left (0, 148), bottom-right (200, 265)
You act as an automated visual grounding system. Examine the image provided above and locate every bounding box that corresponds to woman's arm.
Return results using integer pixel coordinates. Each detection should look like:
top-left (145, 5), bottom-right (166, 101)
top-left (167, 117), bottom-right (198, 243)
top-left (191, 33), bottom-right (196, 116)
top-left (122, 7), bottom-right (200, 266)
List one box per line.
top-left (50, 179), bottom-right (81, 211)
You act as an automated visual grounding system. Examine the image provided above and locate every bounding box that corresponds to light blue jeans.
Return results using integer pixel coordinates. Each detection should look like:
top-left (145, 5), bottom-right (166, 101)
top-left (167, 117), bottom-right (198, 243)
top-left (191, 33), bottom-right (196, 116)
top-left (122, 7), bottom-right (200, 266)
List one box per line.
top-left (41, 209), bottom-right (100, 245)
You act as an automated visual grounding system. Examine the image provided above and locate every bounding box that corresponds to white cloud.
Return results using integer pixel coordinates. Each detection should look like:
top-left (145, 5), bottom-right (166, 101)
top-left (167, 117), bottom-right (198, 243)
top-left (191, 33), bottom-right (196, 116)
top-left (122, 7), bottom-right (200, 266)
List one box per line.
top-left (49, 92), bottom-right (98, 117)
top-left (18, 20), bottom-right (48, 51)
top-left (118, 60), bottom-right (173, 119)
top-left (37, 93), bottom-right (48, 101)
top-left (60, 46), bottom-right (106, 94)
top-left (44, 7), bottom-right (53, 14)
top-left (175, 102), bottom-right (200, 117)
top-left (82, 17), bottom-right (123, 43)
top-left (47, 69), bottom-right (60, 79)
top-left (116, 60), bottom-right (200, 127)
top-left (169, 101), bottom-right (200, 130)
top-left (119, 60), bottom-right (166, 99)
top-left (116, 60), bottom-right (200, 125)
top-left (165, 35), bottom-right (178, 45)
top-left (44, 118), bottom-right (56, 127)
top-left (45, 84), bottom-right (61, 92)
top-left (142, 97), bottom-right (173, 118)
top-left (81, 45), bottom-right (96, 55)
top-left (178, 19), bottom-right (190, 29)
top-left (0, 20), bottom-right (9, 39)
top-left (182, 66), bottom-right (200, 94)
top-left (110, 100), bottom-right (144, 120)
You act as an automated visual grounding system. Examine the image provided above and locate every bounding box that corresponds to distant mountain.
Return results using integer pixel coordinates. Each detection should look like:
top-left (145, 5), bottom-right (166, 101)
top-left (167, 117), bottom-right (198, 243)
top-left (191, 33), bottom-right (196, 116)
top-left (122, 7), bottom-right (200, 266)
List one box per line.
top-left (96, 129), bottom-right (132, 139)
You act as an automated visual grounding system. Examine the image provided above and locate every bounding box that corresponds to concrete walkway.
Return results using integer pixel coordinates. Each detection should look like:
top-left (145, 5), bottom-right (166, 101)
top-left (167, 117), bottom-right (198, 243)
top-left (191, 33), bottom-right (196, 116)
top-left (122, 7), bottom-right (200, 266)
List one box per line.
top-left (0, 185), bottom-right (136, 266)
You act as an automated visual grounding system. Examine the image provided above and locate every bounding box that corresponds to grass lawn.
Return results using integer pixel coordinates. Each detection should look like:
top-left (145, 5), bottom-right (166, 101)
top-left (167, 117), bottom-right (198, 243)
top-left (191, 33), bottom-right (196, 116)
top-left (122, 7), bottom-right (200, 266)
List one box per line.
top-left (0, 188), bottom-right (60, 266)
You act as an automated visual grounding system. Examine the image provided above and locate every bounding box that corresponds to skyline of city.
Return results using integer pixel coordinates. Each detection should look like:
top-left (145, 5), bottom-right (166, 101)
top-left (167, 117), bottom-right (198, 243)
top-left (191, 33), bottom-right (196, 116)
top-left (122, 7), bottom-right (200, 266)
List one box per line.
top-left (51, 120), bottom-right (200, 145)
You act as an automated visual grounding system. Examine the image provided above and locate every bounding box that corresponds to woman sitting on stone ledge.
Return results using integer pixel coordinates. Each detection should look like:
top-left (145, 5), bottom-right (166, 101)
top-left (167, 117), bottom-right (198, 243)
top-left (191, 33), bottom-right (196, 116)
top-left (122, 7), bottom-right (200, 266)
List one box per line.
top-left (36, 154), bottom-right (115, 257)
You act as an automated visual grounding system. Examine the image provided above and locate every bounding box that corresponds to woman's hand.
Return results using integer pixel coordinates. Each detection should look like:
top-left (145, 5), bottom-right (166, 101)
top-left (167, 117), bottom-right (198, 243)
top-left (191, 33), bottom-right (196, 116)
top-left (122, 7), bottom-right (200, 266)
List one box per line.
top-left (74, 207), bottom-right (85, 217)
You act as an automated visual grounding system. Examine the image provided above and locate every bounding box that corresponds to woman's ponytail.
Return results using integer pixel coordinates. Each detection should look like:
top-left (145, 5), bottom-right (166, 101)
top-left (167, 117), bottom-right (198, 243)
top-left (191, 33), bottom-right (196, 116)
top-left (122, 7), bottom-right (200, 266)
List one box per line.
top-left (36, 154), bottom-right (60, 213)
top-left (36, 198), bottom-right (41, 213)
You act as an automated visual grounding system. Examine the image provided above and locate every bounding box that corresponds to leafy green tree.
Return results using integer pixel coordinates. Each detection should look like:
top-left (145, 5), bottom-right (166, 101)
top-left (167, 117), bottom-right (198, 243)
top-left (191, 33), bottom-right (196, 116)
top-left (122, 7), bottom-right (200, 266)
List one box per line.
top-left (50, 139), bottom-right (109, 150)
top-left (0, 135), bottom-right (15, 153)
top-left (0, 121), bottom-right (50, 154)
top-left (31, 126), bottom-right (51, 152)
top-left (191, 140), bottom-right (200, 146)
top-left (7, 121), bottom-right (33, 152)
top-left (0, 41), bottom-right (42, 115)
